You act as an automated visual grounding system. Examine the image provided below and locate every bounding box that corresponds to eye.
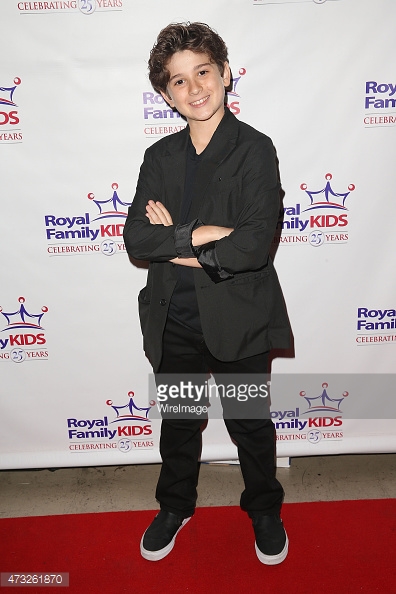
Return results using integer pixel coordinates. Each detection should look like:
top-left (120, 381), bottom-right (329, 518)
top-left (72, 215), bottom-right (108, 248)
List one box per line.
top-left (174, 79), bottom-right (184, 86)
top-left (198, 69), bottom-right (209, 76)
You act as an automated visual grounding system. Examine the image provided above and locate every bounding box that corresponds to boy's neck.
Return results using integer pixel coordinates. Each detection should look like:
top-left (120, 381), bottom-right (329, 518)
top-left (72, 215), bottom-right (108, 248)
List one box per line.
top-left (188, 107), bottom-right (225, 154)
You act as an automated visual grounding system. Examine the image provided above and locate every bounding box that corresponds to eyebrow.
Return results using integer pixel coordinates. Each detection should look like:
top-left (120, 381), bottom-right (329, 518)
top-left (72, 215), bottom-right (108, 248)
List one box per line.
top-left (169, 62), bottom-right (212, 83)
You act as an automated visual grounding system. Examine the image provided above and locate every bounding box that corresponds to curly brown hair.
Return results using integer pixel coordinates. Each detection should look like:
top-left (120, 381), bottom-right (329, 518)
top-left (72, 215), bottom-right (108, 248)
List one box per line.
top-left (148, 22), bottom-right (229, 95)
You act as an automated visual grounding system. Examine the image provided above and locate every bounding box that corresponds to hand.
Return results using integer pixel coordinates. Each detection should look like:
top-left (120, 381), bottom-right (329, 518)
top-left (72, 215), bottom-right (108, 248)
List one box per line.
top-left (145, 201), bottom-right (173, 226)
top-left (192, 225), bottom-right (233, 246)
top-left (170, 257), bottom-right (202, 268)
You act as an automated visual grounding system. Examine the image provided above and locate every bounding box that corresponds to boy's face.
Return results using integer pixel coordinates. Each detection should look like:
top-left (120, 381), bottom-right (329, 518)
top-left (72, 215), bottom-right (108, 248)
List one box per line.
top-left (160, 50), bottom-right (231, 127)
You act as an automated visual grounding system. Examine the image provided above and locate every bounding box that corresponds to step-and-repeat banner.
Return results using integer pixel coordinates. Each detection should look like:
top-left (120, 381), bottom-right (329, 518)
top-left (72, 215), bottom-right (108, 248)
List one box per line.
top-left (1, 0), bottom-right (395, 469)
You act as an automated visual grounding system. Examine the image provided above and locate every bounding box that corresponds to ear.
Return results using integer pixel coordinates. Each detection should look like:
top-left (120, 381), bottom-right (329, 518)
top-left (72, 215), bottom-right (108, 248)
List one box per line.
top-left (160, 89), bottom-right (175, 108)
top-left (222, 62), bottom-right (231, 88)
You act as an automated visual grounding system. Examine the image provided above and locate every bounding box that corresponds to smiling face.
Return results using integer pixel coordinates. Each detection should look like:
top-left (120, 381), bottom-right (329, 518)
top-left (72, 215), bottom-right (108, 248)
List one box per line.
top-left (160, 50), bottom-right (231, 130)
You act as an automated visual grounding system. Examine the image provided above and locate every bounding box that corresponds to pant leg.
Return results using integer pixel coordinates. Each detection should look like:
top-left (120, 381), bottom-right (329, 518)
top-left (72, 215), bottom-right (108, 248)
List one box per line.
top-left (155, 317), bottom-right (209, 518)
top-left (205, 348), bottom-right (284, 517)
top-left (155, 317), bottom-right (284, 517)
top-left (224, 417), bottom-right (284, 516)
top-left (156, 417), bottom-right (203, 518)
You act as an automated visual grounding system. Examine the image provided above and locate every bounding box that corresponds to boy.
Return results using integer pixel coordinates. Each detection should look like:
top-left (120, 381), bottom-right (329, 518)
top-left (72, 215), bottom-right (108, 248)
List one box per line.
top-left (123, 22), bottom-right (291, 564)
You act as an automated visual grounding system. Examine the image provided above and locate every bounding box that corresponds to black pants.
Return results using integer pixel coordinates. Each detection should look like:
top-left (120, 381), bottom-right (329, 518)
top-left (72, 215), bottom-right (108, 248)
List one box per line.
top-left (155, 316), bottom-right (284, 519)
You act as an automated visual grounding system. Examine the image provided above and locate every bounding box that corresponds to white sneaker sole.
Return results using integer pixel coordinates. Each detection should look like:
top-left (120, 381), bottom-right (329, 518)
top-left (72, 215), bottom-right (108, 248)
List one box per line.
top-left (140, 517), bottom-right (191, 561)
top-left (255, 533), bottom-right (289, 565)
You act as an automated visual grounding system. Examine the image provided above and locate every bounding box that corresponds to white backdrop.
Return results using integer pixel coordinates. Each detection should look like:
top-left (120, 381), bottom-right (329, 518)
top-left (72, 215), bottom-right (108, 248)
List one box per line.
top-left (1, 0), bottom-right (395, 469)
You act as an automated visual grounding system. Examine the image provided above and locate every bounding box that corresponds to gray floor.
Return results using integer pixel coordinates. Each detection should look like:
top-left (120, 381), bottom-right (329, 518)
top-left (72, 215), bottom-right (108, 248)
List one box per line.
top-left (1, 454), bottom-right (395, 518)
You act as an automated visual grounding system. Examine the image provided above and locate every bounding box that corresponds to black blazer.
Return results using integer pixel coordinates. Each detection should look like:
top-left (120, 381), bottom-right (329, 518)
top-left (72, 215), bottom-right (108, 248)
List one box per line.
top-left (124, 108), bottom-right (291, 372)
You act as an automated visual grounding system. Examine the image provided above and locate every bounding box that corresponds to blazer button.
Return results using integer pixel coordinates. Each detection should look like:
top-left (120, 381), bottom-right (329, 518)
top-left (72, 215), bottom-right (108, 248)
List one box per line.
top-left (159, 299), bottom-right (167, 306)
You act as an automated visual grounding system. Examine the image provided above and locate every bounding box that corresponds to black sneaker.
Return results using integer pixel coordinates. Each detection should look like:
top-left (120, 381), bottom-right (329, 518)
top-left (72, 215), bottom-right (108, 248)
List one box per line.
top-left (140, 510), bottom-right (191, 561)
top-left (252, 515), bottom-right (289, 565)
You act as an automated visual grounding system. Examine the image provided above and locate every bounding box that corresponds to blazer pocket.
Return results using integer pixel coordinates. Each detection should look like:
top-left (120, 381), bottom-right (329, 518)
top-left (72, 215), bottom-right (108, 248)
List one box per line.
top-left (138, 287), bottom-right (150, 303)
top-left (201, 177), bottom-right (242, 225)
top-left (206, 176), bottom-right (241, 194)
top-left (138, 287), bottom-right (150, 335)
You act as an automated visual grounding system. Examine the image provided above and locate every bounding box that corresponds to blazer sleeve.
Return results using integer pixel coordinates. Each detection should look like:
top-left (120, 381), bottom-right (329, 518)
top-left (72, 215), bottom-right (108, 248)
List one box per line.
top-left (195, 135), bottom-right (280, 281)
top-left (123, 146), bottom-right (178, 262)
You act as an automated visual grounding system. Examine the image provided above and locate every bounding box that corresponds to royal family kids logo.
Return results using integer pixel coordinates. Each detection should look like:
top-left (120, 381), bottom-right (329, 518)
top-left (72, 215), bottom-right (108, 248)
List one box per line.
top-left (273, 382), bottom-right (346, 444)
top-left (274, 173), bottom-right (355, 247)
top-left (17, 1), bottom-right (122, 15)
top-left (226, 67), bottom-right (246, 117)
top-left (142, 91), bottom-right (186, 139)
top-left (363, 81), bottom-right (396, 128)
top-left (0, 77), bottom-right (22, 144)
top-left (0, 297), bottom-right (49, 363)
top-left (44, 182), bottom-right (131, 256)
top-left (142, 67), bottom-right (246, 139)
top-left (67, 391), bottom-right (155, 453)
top-left (355, 307), bottom-right (396, 345)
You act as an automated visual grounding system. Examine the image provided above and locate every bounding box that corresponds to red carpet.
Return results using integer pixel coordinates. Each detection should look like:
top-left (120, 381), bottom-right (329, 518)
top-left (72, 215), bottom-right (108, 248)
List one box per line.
top-left (1, 500), bottom-right (395, 593)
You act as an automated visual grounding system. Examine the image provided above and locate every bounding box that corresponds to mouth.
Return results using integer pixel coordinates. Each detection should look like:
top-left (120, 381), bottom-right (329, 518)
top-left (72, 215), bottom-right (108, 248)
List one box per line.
top-left (190, 95), bottom-right (209, 107)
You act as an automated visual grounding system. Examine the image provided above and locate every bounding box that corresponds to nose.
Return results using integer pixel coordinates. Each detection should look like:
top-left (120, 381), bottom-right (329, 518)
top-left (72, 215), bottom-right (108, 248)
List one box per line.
top-left (188, 79), bottom-right (202, 95)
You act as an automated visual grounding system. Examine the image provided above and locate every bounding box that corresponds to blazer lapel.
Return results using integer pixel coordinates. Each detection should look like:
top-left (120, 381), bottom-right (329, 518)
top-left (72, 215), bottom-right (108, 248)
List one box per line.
top-left (159, 109), bottom-right (239, 224)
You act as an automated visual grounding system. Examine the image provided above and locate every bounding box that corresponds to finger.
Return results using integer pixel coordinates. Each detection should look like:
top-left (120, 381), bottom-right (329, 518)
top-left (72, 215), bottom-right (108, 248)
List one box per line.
top-left (151, 202), bottom-right (171, 225)
top-left (145, 212), bottom-right (156, 225)
top-left (147, 202), bottom-right (171, 226)
top-left (146, 204), bottom-right (163, 224)
top-left (154, 202), bottom-right (173, 225)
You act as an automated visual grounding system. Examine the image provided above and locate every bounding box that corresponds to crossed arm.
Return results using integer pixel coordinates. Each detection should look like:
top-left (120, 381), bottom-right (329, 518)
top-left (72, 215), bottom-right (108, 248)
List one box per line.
top-left (145, 200), bottom-right (233, 268)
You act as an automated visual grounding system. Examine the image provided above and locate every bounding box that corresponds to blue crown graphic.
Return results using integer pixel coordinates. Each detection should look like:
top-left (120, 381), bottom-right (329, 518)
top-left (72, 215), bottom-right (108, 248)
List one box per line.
top-left (0, 297), bottom-right (48, 331)
top-left (0, 77), bottom-right (21, 107)
top-left (228, 68), bottom-right (246, 97)
top-left (87, 183), bottom-right (132, 221)
top-left (106, 391), bottom-right (153, 423)
top-left (300, 382), bottom-right (348, 415)
top-left (300, 173), bottom-right (355, 211)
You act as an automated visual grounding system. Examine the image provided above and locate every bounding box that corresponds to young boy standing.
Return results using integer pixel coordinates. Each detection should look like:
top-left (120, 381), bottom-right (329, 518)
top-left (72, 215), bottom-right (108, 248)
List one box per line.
top-left (123, 22), bottom-right (291, 565)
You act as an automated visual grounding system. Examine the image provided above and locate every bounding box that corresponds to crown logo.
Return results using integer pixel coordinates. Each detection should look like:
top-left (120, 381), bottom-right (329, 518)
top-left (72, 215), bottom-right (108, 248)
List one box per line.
top-left (300, 173), bottom-right (355, 212)
top-left (87, 183), bottom-right (132, 221)
top-left (228, 68), bottom-right (246, 97)
top-left (0, 77), bottom-right (21, 107)
top-left (0, 297), bottom-right (48, 331)
top-left (300, 382), bottom-right (348, 415)
top-left (106, 391), bottom-right (153, 423)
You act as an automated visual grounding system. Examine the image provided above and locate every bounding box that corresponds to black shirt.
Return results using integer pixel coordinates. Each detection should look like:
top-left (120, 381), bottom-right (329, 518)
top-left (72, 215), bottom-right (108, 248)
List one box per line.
top-left (167, 138), bottom-right (203, 333)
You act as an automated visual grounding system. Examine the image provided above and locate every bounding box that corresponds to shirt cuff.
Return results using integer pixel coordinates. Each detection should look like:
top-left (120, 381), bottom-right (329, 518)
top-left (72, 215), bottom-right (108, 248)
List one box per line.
top-left (193, 242), bottom-right (234, 283)
top-left (174, 219), bottom-right (204, 258)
